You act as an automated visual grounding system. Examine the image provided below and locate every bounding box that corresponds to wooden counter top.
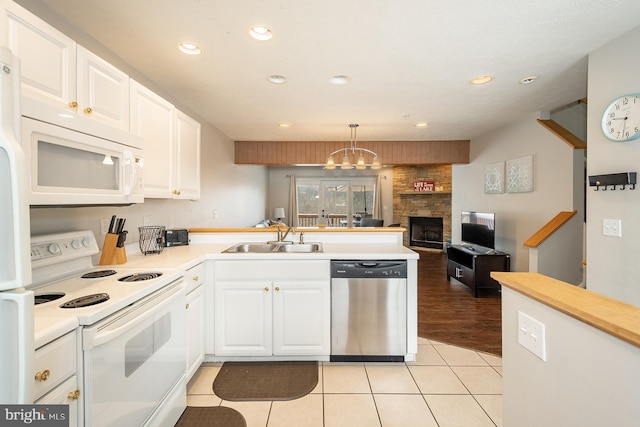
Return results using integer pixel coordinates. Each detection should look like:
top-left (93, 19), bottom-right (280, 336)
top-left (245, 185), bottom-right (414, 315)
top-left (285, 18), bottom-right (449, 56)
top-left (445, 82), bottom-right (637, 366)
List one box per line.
top-left (492, 272), bottom-right (640, 348)
top-left (189, 227), bottom-right (406, 233)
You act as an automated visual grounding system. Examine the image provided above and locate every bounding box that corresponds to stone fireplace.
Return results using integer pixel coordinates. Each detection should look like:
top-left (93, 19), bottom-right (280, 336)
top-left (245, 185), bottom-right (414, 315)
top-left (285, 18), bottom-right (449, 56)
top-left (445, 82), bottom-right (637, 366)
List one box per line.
top-left (392, 165), bottom-right (452, 249)
top-left (409, 216), bottom-right (444, 249)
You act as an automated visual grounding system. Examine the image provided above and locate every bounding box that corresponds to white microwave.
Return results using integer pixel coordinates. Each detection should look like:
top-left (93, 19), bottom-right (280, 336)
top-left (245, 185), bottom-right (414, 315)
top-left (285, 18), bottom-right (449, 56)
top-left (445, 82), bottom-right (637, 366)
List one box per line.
top-left (21, 116), bottom-right (144, 206)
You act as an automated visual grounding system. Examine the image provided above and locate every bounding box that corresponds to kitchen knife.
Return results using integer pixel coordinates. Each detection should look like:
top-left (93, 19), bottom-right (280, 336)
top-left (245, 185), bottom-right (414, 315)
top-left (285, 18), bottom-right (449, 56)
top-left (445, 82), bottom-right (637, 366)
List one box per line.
top-left (115, 218), bottom-right (124, 234)
top-left (108, 215), bottom-right (116, 233)
top-left (117, 230), bottom-right (127, 247)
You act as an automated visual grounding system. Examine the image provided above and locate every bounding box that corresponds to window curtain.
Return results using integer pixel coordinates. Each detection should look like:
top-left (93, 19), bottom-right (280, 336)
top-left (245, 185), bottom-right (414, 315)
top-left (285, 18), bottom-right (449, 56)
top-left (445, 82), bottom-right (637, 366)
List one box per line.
top-left (288, 174), bottom-right (299, 227)
top-left (374, 174), bottom-right (383, 220)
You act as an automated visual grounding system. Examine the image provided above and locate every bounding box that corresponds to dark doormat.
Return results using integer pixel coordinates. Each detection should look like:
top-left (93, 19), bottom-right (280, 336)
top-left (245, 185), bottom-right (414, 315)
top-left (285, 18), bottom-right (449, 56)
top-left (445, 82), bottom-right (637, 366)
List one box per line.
top-left (213, 361), bottom-right (318, 401)
top-left (174, 406), bottom-right (246, 427)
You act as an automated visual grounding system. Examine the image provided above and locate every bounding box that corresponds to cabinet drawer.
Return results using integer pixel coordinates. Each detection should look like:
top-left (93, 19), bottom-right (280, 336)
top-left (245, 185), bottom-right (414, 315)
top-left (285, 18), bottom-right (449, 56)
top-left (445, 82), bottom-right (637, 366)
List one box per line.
top-left (33, 331), bottom-right (76, 401)
top-left (215, 260), bottom-right (329, 281)
top-left (185, 262), bottom-right (205, 293)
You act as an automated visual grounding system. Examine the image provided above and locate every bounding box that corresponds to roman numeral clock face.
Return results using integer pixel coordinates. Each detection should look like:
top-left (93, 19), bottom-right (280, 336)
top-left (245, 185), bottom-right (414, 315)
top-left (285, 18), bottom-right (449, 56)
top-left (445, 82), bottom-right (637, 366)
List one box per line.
top-left (601, 94), bottom-right (640, 142)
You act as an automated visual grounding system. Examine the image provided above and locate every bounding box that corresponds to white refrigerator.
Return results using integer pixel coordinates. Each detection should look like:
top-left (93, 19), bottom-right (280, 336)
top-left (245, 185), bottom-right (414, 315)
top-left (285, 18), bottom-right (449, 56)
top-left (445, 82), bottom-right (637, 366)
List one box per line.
top-left (0, 45), bottom-right (34, 404)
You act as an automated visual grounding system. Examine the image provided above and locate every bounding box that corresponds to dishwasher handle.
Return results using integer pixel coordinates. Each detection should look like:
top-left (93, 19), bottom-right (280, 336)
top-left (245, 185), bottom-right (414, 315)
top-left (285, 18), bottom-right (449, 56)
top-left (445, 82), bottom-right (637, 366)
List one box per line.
top-left (331, 260), bottom-right (407, 278)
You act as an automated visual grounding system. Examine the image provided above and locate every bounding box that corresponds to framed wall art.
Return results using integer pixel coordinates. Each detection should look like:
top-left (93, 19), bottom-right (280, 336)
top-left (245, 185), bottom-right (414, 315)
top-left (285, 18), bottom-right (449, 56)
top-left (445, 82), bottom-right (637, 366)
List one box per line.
top-left (506, 155), bottom-right (534, 193)
top-left (484, 161), bottom-right (505, 194)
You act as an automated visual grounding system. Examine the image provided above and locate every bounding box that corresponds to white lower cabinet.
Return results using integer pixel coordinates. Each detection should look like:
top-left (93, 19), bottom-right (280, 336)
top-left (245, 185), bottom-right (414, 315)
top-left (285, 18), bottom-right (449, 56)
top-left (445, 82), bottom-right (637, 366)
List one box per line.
top-left (185, 263), bottom-right (206, 381)
top-left (213, 260), bottom-right (330, 357)
top-left (35, 375), bottom-right (79, 427)
top-left (33, 330), bottom-right (79, 427)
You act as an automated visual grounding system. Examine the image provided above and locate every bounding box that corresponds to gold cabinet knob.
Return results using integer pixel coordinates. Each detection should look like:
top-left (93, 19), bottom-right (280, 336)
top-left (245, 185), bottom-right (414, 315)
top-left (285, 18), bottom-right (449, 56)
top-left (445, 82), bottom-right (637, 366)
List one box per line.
top-left (35, 369), bottom-right (50, 382)
top-left (67, 390), bottom-right (80, 400)
top-left (172, 190), bottom-right (181, 195)
top-left (185, 303), bottom-right (190, 309)
top-left (68, 101), bottom-right (78, 109)
top-left (192, 276), bottom-right (199, 281)
top-left (264, 287), bottom-right (269, 292)
top-left (275, 287), bottom-right (280, 292)
top-left (84, 107), bottom-right (92, 114)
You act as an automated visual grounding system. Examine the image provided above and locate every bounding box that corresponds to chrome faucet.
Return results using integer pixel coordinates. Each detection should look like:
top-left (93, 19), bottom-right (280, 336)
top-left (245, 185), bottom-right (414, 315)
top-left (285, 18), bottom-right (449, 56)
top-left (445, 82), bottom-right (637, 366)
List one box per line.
top-left (277, 224), bottom-right (295, 242)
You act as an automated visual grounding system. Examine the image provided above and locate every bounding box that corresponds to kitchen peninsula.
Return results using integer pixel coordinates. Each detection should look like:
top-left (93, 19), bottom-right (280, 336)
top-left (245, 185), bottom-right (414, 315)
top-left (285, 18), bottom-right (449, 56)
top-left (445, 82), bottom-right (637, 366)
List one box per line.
top-left (118, 226), bottom-right (419, 363)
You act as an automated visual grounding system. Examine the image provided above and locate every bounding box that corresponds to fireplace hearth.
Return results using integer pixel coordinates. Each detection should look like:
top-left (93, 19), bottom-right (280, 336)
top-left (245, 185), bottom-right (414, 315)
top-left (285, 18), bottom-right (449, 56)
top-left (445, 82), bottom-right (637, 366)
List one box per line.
top-left (409, 216), bottom-right (444, 249)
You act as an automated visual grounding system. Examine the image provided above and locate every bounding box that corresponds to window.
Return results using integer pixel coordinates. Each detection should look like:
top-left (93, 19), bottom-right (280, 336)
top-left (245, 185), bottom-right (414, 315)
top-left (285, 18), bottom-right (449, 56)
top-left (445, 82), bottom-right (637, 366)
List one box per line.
top-left (296, 177), bottom-right (376, 227)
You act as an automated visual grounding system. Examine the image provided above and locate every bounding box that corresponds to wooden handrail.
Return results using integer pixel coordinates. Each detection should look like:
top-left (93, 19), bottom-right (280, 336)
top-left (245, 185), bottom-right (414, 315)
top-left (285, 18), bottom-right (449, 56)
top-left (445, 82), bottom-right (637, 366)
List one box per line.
top-left (524, 210), bottom-right (577, 248)
top-left (537, 119), bottom-right (587, 149)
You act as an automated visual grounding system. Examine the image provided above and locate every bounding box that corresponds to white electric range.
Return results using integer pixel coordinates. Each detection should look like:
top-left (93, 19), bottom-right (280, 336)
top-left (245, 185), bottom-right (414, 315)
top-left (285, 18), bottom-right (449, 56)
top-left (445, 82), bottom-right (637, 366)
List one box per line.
top-left (30, 230), bottom-right (187, 427)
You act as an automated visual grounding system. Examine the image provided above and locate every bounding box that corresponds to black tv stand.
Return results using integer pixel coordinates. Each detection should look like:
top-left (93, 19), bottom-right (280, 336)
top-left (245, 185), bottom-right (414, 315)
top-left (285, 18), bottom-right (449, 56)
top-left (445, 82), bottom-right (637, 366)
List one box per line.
top-left (446, 244), bottom-right (510, 297)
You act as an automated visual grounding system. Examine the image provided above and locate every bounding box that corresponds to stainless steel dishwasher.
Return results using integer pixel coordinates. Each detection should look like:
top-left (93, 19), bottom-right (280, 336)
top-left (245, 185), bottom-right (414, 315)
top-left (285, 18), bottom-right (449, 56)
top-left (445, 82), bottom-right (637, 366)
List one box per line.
top-left (330, 260), bottom-right (407, 362)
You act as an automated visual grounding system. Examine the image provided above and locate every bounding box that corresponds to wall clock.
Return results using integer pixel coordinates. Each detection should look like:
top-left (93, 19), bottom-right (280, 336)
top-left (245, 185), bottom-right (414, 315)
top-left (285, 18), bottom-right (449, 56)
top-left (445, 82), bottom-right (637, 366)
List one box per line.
top-left (601, 94), bottom-right (640, 142)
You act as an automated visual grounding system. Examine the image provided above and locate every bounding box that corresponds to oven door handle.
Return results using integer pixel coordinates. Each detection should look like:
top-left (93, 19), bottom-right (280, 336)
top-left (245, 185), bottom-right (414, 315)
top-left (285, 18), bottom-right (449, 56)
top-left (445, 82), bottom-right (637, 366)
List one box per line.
top-left (83, 279), bottom-right (185, 350)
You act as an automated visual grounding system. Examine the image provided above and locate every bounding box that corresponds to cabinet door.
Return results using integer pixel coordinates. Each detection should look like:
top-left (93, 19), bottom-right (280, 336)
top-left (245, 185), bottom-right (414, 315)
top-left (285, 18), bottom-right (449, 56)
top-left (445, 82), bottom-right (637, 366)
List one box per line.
top-left (273, 280), bottom-right (330, 355)
top-left (214, 281), bottom-right (272, 356)
top-left (77, 46), bottom-right (129, 131)
top-left (186, 285), bottom-right (204, 381)
top-left (130, 79), bottom-right (175, 197)
top-left (2, 1), bottom-right (77, 110)
top-left (174, 110), bottom-right (201, 199)
top-left (35, 375), bottom-right (79, 427)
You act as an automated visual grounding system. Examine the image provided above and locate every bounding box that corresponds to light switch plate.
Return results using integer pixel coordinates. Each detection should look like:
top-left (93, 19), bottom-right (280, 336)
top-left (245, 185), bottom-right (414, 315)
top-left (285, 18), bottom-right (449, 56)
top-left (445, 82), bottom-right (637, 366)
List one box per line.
top-left (143, 215), bottom-right (153, 226)
top-left (517, 311), bottom-right (547, 361)
top-left (100, 218), bottom-right (110, 235)
top-left (603, 219), bottom-right (622, 237)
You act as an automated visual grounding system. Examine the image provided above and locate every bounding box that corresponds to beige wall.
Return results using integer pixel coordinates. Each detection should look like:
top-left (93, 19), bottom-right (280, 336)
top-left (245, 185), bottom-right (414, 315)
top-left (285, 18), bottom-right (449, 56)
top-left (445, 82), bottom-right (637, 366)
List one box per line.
top-left (586, 25), bottom-right (640, 306)
top-left (452, 112), bottom-right (584, 272)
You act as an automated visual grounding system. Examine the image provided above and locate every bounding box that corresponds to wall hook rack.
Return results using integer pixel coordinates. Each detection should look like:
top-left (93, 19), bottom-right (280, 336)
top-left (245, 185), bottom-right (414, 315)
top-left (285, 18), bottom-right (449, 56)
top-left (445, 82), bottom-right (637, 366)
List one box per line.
top-left (588, 172), bottom-right (636, 191)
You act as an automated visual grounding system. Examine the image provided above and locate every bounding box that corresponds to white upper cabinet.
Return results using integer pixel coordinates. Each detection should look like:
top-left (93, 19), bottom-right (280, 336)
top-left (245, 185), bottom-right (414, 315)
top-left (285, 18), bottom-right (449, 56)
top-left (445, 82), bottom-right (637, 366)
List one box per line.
top-left (76, 46), bottom-right (129, 131)
top-left (130, 81), bottom-right (201, 200)
top-left (2, 0), bottom-right (76, 108)
top-left (174, 110), bottom-right (201, 200)
top-left (130, 79), bottom-right (175, 197)
top-left (2, 0), bottom-right (129, 131)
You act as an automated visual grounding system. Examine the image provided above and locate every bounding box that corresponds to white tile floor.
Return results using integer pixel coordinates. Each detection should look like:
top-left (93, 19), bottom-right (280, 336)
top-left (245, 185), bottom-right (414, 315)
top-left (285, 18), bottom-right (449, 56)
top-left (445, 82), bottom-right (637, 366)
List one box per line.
top-left (186, 337), bottom-right (503, 427)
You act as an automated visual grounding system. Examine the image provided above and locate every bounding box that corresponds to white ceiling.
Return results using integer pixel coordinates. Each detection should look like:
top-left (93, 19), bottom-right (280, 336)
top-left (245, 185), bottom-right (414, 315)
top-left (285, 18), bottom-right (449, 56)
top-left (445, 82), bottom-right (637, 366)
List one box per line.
top-left (19, 0), bottom-right (640, 142)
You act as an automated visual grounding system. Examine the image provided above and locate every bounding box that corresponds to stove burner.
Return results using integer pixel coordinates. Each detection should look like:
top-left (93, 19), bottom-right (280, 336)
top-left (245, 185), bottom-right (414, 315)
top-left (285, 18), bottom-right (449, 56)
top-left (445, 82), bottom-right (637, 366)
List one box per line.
top-left (118, 272), bottom-right (163, 282)
top-left (60, 293), bottom-right (110, 308)
top-left (81, 270), bottom-right (117, 279)
top-left (34, 292), bottom-right (65, 305)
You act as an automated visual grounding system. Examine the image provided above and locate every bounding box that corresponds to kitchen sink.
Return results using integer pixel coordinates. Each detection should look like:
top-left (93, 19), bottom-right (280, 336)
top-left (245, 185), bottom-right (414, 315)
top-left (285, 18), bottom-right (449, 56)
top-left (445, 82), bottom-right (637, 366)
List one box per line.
top-left (276, 243), bottom-right (323, 253)
top-left (223, 242), bottom-right (323, 253)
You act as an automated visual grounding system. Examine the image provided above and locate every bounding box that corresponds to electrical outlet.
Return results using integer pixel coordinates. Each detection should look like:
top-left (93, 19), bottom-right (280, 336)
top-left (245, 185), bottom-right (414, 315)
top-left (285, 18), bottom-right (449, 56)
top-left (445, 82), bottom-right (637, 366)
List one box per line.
top-left (603, 219), bottom-right (622, 237)
top-left (100, 218), bottom-right (110, 235)
top-left (517, 311), bottom-right (547, 361)
top-left (143, 215), bottom-right (153, 226)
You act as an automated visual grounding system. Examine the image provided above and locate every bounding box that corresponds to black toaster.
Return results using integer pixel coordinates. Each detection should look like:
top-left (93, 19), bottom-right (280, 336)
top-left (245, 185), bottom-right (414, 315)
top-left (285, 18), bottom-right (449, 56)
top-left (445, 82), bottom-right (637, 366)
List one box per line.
top-left (164, 228), bottom-right (189, 247)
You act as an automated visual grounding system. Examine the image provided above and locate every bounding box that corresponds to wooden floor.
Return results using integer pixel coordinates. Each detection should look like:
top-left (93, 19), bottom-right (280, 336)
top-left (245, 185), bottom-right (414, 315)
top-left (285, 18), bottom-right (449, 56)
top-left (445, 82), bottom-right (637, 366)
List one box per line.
top-left (417, 250), bottom-right (503, 356)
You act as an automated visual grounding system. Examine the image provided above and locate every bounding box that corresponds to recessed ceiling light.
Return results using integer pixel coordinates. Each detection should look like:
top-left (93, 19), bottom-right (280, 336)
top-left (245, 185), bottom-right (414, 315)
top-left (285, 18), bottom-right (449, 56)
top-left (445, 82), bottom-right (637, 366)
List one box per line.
top-left (278, 122), bottom-right (292, 128)
top-left (519, 76), bottom-right (538, 85)
top-left (415, 122), bottom-right (429, 128)
top-left (178, 42), bottom-right (202, 55)
top-left (250, 26), bottom-right (273, 41)
top-left (268, 75), bottom-right (287, 84)
top-left (470, 75), bottom-right (493, 85)
top-left (329, 75), bottom-right (350, 85)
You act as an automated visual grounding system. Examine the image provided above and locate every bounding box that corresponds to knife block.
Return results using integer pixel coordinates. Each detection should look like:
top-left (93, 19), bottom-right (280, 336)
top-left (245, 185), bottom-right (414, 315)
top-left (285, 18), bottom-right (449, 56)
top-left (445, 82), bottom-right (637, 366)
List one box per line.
top-left (99, 233), bottom-right (127, 265)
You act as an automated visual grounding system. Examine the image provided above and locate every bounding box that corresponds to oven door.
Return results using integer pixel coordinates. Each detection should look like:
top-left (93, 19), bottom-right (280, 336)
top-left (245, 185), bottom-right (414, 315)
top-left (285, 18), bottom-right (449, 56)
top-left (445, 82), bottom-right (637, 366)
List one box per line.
top-left (82, 279), bottom-right (186, 427)
top-left (21, 116), bottom-right (143, 206)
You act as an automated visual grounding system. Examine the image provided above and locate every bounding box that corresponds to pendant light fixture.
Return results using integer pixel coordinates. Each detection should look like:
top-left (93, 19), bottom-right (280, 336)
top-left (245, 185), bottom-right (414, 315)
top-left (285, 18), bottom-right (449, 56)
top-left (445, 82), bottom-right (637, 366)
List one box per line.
top-left (325, 124), bottom-right (381, 170)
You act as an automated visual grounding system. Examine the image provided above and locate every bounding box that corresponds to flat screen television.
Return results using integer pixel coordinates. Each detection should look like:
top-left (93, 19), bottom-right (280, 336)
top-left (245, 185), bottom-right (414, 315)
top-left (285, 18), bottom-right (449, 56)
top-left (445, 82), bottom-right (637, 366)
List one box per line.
top-left (461, 211), bottom-right (495, 249)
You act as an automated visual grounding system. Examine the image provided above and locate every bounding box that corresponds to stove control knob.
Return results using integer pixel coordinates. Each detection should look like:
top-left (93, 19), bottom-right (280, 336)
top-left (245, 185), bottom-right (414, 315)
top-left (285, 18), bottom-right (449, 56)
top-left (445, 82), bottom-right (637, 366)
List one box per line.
top-left (48, 244), bottom-right (61, 254)
top-left (82, 238), bottom-right (92, 247)
top-left (71, 240), bottom-right (81, 249)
